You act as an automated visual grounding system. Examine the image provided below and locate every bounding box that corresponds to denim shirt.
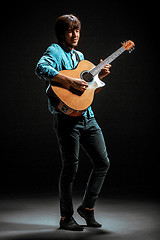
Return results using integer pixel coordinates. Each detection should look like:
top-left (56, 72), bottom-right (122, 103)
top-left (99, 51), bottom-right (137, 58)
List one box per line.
top-left (35, 43), bottom-right (94, 118)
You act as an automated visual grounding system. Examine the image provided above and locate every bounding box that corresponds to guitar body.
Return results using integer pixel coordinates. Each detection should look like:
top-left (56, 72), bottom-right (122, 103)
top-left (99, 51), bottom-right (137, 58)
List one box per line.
top-left (50, 60), bottom-right (105, 116)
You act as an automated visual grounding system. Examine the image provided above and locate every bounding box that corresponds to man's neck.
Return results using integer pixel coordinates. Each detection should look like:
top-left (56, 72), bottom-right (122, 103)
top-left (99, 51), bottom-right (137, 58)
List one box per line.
top-left (63, 43), bottom-right (74, 51)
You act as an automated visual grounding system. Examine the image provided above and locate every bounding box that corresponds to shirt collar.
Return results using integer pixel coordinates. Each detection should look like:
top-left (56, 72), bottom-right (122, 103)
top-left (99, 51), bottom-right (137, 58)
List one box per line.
top-left (59, 43), bottom-right (74, 54)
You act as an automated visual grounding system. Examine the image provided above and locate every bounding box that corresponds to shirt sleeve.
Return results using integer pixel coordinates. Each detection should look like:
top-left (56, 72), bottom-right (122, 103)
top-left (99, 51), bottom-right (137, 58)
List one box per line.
top-left (35, 44), bottom-right (60, 81)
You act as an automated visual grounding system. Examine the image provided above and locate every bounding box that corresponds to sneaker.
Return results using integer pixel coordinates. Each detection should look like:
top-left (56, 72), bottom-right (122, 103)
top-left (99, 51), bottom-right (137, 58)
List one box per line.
top-left (59, 216), bottom-right (84, 231)
top-left (77, 205), bottom-right (102, 228)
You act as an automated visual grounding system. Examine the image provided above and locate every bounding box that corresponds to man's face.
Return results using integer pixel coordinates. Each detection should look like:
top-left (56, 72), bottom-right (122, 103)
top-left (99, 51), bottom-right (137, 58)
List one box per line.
top-left (63, 27), bottom-right (80, 49)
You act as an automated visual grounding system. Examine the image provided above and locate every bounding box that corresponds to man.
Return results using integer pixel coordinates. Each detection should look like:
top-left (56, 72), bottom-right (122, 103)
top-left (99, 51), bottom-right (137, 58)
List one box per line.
top-left (35, 14), bottom-right (111, 231)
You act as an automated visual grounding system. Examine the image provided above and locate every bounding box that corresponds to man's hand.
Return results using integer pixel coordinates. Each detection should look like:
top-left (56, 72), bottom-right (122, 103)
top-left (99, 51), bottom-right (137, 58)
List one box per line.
top-left (98, 59), bottom-right (111, 80)
top-left (69, 78), bottom-right (88, 92)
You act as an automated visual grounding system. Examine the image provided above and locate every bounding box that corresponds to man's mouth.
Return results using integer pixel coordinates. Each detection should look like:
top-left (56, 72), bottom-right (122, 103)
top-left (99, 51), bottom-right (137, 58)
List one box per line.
top-left (72, 38), bottom-right (78, 42)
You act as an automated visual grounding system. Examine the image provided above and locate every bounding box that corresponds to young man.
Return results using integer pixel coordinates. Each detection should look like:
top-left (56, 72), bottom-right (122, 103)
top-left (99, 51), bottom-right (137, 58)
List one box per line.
top-left (35, 14), bottom-right (111, 231)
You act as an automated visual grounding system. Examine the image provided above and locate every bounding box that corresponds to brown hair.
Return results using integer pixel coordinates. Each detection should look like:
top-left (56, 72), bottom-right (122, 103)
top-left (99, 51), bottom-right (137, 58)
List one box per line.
top-left (55, 14), bottom-right (81, 43)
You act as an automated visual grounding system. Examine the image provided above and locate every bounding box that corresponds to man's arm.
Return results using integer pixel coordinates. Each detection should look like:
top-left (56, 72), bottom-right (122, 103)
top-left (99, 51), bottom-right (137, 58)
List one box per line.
top-left (51, 73), bottom-right (88, 92)
top-left (35, 44), bottom-right (88, 92)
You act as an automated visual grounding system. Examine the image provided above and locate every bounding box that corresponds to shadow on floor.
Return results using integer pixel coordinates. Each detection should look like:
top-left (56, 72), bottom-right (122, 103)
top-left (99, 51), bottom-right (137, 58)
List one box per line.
top-left (0, 221), bottom-right (111, 240)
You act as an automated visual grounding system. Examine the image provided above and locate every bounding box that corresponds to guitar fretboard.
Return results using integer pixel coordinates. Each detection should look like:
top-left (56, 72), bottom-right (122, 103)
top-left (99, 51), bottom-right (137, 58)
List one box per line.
top-left (90, 46), bottom-right (126, 77)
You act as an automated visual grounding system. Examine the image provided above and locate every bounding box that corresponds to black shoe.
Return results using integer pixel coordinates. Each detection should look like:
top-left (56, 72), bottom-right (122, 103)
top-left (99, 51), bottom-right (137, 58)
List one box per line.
top-left (77, 205), bottom-right (102, 228)
top-left (59, 217), bottom-right (84, 231)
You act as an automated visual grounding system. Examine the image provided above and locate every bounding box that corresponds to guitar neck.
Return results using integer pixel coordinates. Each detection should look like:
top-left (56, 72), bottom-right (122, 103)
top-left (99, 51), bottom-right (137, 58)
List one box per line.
top-left (90, 46), bottom-right (126, 77)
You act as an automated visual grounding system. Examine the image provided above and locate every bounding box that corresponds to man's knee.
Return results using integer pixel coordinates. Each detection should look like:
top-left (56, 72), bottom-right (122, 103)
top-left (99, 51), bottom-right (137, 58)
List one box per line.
top-left (94, 156), bottom-right (110, 175)
top-left (105, 156), bottom-right (110, 170)
top-left (102, 156), bottom-right (110, 173)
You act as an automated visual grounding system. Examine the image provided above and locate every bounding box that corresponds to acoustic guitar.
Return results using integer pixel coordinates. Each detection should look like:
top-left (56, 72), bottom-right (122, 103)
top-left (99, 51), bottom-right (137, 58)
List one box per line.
top-left (48, 40), bottom-right (135, 117)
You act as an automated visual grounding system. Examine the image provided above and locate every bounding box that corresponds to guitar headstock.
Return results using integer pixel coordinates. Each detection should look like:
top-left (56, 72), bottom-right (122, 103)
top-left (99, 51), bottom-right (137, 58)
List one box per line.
top-left (122, 40), bottom-right (135, 53)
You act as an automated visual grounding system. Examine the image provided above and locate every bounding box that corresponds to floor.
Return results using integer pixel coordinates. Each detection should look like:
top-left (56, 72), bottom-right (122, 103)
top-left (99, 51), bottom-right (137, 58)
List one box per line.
top-left (0, 195), bottom-right (159, 240)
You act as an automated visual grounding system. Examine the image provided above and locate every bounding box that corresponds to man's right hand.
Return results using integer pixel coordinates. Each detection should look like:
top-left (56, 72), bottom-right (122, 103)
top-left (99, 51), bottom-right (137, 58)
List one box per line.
top-left (69, 77), bottom-right (88, 92)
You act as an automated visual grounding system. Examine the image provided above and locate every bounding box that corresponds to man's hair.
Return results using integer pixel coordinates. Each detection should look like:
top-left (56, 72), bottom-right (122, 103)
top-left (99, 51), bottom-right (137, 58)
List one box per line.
top-left (55, 14), bottom-right (81, 43)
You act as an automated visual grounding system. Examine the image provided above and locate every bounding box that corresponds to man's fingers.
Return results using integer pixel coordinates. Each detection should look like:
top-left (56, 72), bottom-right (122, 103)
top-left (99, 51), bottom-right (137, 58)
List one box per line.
top-left (81, 80), bottom-right (88, 87)
top-left (100, 59), bottom-right (112, 68)
top-left (104, 64), bottom-right (111, 68)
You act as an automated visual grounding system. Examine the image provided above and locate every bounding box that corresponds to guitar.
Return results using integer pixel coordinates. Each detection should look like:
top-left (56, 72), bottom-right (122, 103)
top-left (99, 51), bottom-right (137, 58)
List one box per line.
top-left (48, 40), bottom-right (135, 117)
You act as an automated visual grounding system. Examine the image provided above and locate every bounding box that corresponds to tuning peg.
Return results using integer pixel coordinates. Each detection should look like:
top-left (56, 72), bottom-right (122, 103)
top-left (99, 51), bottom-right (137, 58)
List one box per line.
top-left (121, 40), bottom-right (127, 44)
top-left (129, 47), bottom-right (135, 53)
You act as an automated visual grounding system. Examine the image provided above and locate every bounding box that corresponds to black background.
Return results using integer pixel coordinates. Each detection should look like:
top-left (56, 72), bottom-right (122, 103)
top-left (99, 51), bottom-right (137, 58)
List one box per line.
top-left (1, 2), bottom-right (158, 198)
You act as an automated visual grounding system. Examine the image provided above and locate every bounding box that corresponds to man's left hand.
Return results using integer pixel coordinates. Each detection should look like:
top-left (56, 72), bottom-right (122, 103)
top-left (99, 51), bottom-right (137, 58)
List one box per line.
top-left (98, 59), bottom-right (111, 80)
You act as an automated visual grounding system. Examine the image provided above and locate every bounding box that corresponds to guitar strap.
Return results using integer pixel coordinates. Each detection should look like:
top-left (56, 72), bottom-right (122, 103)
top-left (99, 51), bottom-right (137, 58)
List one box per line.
top-left (73, 49), bottom-right (81, 64)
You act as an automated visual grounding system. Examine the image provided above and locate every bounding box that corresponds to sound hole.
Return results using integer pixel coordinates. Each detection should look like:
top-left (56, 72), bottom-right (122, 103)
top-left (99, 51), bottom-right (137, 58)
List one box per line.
top-left (80, 71), bottom-right (93, 82)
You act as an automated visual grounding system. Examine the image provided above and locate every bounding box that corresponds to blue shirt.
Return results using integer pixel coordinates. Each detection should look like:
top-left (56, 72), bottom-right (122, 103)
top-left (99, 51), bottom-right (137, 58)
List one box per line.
top-left (35, 43), bottom-right (94, 117)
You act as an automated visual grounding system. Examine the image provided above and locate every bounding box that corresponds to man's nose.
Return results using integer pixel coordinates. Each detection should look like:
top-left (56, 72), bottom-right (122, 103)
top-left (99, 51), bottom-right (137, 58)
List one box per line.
top-left (73, 30), bottom-right (77, 37)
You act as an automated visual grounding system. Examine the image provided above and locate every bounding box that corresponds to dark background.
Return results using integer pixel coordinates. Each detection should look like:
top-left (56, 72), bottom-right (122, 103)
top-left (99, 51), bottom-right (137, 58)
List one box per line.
top-left (1, 2), bottom-right (158, 198)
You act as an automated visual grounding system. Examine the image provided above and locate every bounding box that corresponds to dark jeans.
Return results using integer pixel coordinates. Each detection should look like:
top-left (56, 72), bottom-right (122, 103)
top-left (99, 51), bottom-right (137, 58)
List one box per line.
top-left (53, 113), bottom-right (110, 218)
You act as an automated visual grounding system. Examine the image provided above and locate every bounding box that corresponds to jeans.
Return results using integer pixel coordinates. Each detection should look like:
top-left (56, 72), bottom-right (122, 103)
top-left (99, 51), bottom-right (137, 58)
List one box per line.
top-left (53, 113), bottom-right (110, 218)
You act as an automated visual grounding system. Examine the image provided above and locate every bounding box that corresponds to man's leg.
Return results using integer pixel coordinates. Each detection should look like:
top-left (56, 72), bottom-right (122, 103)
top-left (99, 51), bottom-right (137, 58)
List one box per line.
top-left (77, 117), bottom-right (110, 227)
top-left (81, 118), bottom-right (110, 208)
top-left (54, 115), bottom-right (84, 231)
top-left (55, 116), bottom-right (80, 218)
